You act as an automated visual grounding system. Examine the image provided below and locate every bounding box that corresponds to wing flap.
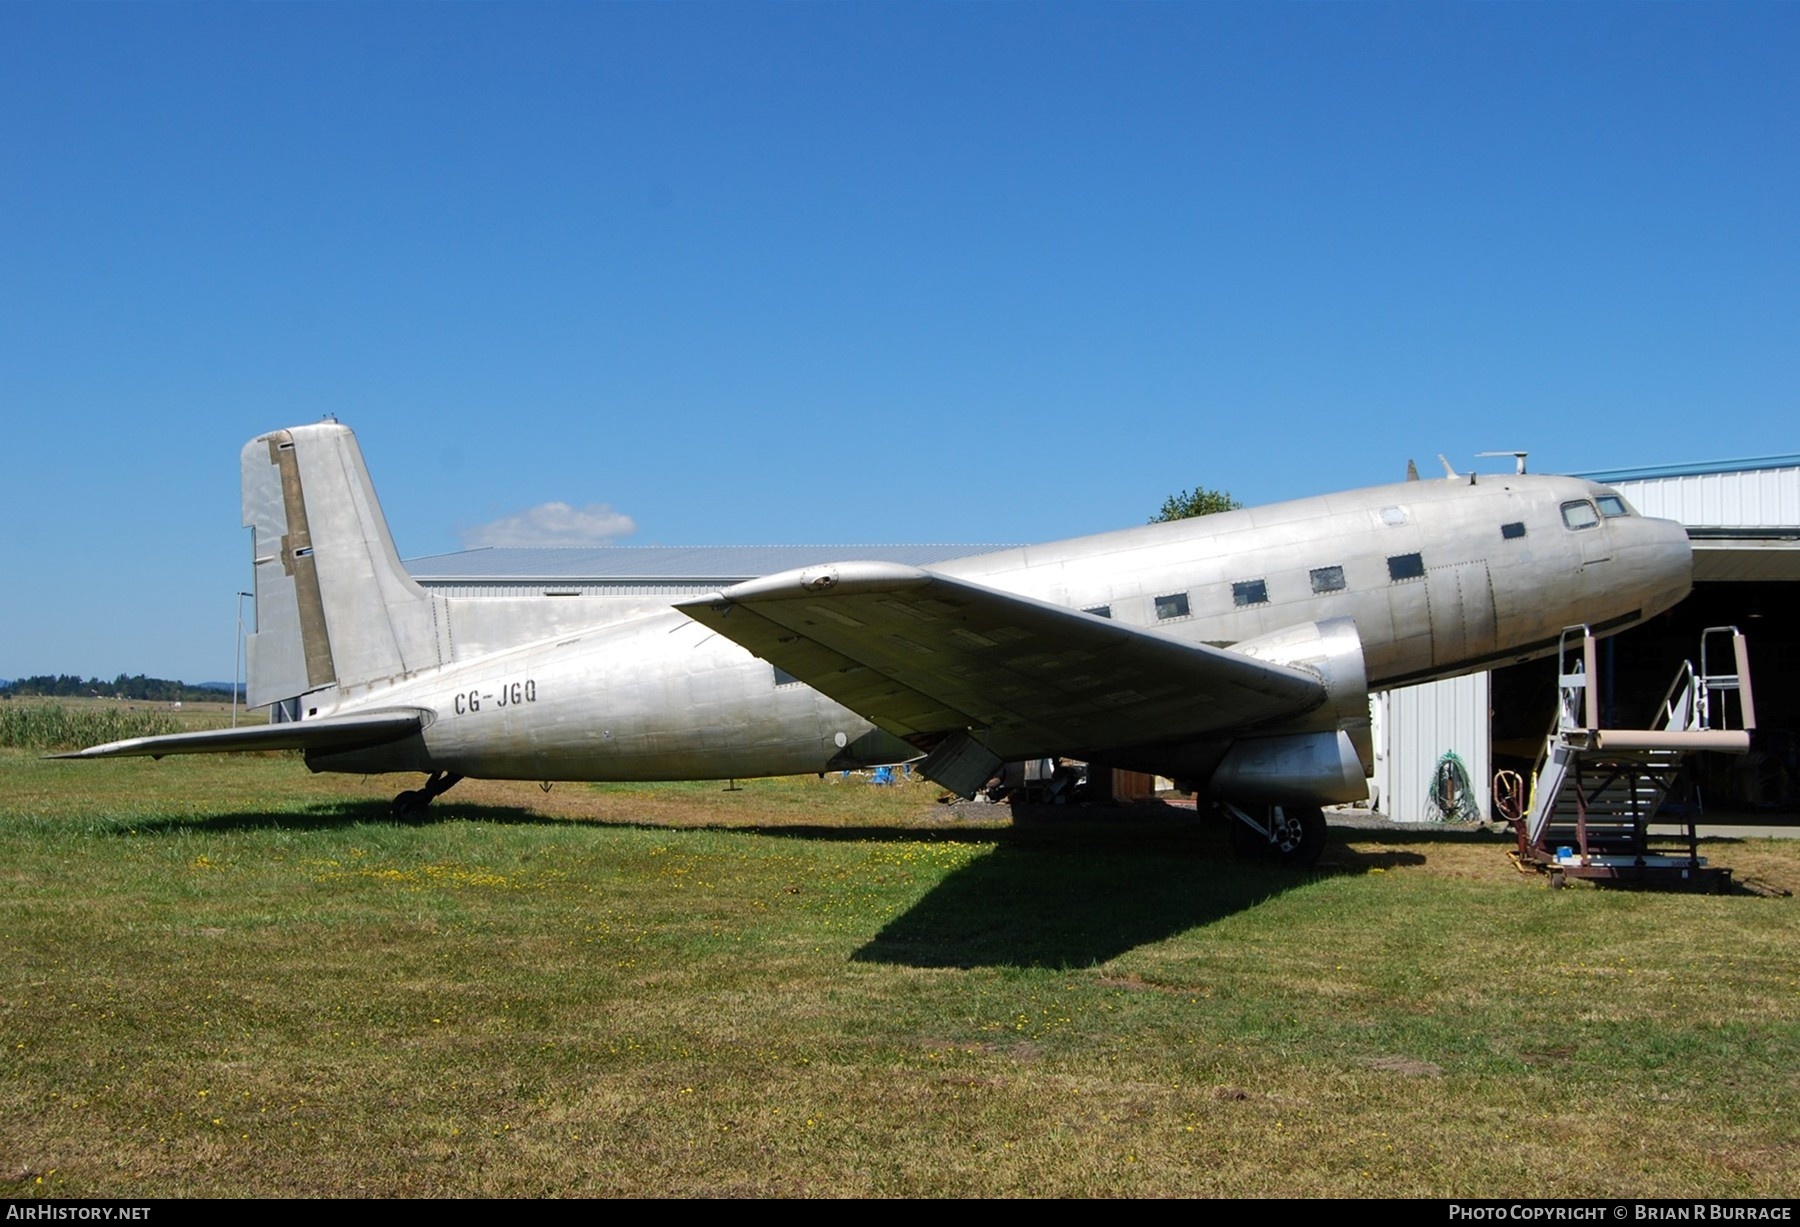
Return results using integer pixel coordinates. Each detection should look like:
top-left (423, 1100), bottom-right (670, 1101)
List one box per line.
top-left (52, 708), bottom-right (429, 760)
top-left (677, 562), bottom-right (1325, 759)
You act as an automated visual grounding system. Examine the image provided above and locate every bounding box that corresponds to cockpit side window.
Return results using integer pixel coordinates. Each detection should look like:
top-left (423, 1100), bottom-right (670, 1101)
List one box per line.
top-left (1561, 500), bottom-right (1600, 531)
top-left (1595, 493), bottom-right (1631, 518)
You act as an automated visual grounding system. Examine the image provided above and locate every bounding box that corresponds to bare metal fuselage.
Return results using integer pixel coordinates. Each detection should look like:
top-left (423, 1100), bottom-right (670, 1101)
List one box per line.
top-left (307, 469), bottom-right (1691, 788)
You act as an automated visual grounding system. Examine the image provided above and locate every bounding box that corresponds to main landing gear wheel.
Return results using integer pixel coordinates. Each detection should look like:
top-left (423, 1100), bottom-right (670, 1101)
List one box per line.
top-left (1227, 803), bottom-right (1328, 868)
top-left (391, 771), bottom-right (463, 820)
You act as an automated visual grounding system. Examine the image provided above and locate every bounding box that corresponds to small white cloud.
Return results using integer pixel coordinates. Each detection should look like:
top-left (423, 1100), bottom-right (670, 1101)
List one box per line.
top-left (458, 502), bottom-right (638, 548)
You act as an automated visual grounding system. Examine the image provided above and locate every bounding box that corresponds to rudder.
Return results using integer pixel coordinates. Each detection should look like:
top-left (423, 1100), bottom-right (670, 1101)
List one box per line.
top-left (242, 423), bottom-right (446, 715)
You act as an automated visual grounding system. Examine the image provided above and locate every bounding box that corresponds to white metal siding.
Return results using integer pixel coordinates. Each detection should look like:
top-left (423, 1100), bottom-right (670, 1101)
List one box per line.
top-left (1372, 673), bottom-right (1490, 823)
top-left (1611, 465), bottom-right (1800, 529)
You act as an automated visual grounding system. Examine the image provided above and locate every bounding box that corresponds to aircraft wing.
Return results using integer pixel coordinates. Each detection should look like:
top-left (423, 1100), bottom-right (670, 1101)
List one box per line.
top-left (52, 708), bottom-right (430, 760)
top-left (676, 562), bottom-right (1326, 764)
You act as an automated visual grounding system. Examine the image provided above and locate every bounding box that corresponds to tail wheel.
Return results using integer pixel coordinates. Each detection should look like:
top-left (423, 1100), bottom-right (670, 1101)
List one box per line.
top-left (390, 770), bottom-right (463, 821)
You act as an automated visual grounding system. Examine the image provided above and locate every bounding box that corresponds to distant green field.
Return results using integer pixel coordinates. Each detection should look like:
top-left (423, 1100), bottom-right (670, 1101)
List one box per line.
top-left (2, 750), bottom-right (1795, 1197)
top-left (0, 696), bottom-right (263, 751)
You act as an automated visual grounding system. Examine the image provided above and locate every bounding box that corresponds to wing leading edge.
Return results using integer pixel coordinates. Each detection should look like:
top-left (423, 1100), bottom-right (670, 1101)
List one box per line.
top-left (676, 562), bottom-right (1327, 783)
top-left (53, 709), bottom-right (430, 761)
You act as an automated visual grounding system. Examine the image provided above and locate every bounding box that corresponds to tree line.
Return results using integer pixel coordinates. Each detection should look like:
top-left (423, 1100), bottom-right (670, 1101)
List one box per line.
top-left (0, 674), bottom-right (241, 703)
top-left (1150, 485), bottom-right (1241, 522)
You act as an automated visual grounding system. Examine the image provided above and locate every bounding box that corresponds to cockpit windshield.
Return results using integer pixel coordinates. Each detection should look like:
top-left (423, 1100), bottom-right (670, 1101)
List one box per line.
top-left (1562, 500), bottom-right (1600, 530)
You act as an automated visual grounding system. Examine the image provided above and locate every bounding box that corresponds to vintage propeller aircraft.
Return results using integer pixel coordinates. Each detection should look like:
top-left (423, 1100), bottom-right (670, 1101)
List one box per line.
top-left (64, 422), bottom-right (1693, 864)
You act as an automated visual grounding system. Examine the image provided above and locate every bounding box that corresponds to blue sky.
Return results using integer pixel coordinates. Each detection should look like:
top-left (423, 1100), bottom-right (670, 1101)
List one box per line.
top-left (3, 2), bottom-right (1795, 683)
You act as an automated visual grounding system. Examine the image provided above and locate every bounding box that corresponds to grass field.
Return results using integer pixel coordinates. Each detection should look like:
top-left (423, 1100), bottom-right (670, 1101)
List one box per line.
top-left (2, 749), bottom-right (1796, 1197)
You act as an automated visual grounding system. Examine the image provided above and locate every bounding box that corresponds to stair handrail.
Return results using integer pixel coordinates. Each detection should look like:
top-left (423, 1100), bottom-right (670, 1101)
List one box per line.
top-left (1556, 624), bottom-right (1597, 733)
top-left (1654, 659), bottom-right (1699, 734)
top-left (1699, 626), bottom-right (1757, 732)
top-left (1528, 625), bottom-right (1596, 803)
top-left (1523, 626), bottom-right (1597, 850)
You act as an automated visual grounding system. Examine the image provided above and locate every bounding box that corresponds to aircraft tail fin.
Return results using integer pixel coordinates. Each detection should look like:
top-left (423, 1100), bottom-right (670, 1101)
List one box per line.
top-left (242, 423), bottom-right (447, 715)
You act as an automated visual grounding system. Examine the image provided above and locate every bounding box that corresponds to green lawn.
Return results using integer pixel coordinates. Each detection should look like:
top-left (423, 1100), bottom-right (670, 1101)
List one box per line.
top-left (2, 750), bottom-right (1795, 1197)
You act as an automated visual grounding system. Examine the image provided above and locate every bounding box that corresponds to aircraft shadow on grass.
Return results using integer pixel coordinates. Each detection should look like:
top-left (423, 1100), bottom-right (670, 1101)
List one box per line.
top-left (111, 799), bottom-right (1439, 966)
top-left (108, 800), bottom-right (557, 836)
top-left (846, 826), bottom-right (1429, 970)
top-left (730, 803), bottom-right (1436, 968)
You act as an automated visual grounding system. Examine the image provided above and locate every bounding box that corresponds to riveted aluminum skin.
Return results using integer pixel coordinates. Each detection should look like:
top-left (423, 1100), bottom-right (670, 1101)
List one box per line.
top-left (72, 424), bottom-right (1693, 814)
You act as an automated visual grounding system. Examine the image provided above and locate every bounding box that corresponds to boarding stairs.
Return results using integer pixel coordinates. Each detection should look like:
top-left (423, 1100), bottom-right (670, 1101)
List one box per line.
top-left (1515, 626), bottom-right (1755, 887)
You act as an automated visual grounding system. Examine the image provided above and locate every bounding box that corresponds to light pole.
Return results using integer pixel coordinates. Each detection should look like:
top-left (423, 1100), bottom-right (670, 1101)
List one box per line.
top-left (233, 591), bottom-right (252, 727)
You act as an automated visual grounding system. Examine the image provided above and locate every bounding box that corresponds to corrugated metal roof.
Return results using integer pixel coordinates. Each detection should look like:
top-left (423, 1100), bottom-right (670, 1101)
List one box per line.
top-left (404, 543), bottom-right (1013, 582)
top-left (1578, 454), bottom-right (1800, 482)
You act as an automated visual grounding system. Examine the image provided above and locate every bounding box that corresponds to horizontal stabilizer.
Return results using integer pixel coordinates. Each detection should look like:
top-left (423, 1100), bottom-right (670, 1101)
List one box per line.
top-left (52, 709), bottom-right (430, 761)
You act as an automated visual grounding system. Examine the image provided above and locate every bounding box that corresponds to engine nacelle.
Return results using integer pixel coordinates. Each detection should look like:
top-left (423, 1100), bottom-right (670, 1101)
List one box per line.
top-left (1208, 617), bottom-right (1372, 805)
top-left (1208, 728), bottom-right (1369, 805)
top-left (1225, 616), bottom-right (1368, 733)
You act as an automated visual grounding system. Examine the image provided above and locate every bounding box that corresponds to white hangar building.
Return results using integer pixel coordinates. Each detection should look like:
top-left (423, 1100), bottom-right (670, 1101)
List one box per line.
top-left (405, 454), bottom-right (1799, 821)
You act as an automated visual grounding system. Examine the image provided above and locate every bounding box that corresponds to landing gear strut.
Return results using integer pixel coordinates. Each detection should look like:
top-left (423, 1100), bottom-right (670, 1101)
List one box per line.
top-left (1221, 801), bottom-right (1328, 867)
top-left (392, 771), bottom-right (463, 820)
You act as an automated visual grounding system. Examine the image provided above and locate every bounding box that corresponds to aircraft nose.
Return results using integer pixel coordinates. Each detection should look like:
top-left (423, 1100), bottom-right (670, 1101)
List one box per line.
top-left (1632, 513), bottom-right (1694, 617)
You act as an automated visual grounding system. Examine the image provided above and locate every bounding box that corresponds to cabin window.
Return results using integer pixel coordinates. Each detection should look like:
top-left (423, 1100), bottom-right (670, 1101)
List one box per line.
top-left (1501, 521), bottom-right (1526, 540)
top-left (1232, 579), bottom-right (1269, 607)
top-left (1309, 565), bottom-right (1346, 593)
top-left (772, 667), bottom-right (801, 687)
top-left (1561, 500), bottom-right (1600, 531)
top-left (1154, 592), bottom-right (1190, 620)
top-left (1083, 605), bottom-right (1112, 619)
top-left (1388, 552), bottom-right (1425, 581)
top-left (1596, 494), bottom-right (1631, 518)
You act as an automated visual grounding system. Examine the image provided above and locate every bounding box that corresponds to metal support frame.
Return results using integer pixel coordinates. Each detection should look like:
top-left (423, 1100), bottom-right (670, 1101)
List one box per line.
top-left (1511, 626), bottom-right (1753, 890)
